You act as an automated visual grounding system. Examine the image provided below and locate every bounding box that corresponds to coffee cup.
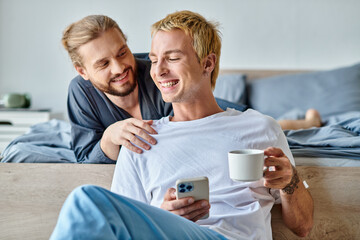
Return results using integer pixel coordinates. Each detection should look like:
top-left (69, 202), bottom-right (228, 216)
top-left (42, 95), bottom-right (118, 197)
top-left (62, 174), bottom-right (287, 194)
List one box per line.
top-left (228, 149), bottom-right (265, 181)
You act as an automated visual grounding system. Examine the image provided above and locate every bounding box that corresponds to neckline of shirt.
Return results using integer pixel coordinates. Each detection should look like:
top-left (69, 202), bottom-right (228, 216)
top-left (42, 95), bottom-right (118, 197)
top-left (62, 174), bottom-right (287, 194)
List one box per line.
top-left (155, 108), bottom-right (243, 127)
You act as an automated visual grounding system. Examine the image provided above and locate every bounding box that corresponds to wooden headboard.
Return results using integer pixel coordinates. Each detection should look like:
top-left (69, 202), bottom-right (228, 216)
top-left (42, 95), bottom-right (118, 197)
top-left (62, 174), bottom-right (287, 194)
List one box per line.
top-left (220, 69), bottom-right (310, 81)
top-left (1, 163), bottom-right (359, 239)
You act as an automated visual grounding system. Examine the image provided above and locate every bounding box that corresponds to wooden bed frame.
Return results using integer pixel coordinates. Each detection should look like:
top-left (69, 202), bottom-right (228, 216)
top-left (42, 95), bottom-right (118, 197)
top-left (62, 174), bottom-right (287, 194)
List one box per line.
top-left (1, 163), bottom-right (359, 240)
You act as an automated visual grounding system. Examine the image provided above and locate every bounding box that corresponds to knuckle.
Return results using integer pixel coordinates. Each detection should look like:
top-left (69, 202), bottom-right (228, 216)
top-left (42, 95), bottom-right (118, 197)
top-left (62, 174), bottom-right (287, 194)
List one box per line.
top-left (123, 141), bottom-right (131, 148)
top-left (136, 128), bottom-right (144, 136)
top-left (167, 188), bottom-right (174, 196)
top-left (140, 142), bottom-right (149, 149)
top-left (181, 214), bottom-right (189, 219)
top-left (123, 142), bottom-right (133, 150)
top-left (123, 121), bottom-right (131, 127)
top-left (127, 144), bottom-right (137, 152)
top-left (124, 142), bottom-right (138, 151)
top-left (196, 201), bottom-right (205, 208)
top-left (130, 135), bottom-right (138, 142)
top-left (169, 201), bottom-right (177, 210)
top-left (178, 208), bottom-right (187, 216)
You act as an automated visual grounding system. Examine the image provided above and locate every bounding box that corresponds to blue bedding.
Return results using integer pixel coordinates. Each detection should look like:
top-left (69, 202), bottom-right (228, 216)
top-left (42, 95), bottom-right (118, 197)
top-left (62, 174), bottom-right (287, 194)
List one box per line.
top-left (0, 120), bottom-right (76, 163)
top-left (285, 111), bottom-right (360, 159)
top-left (1, 111), bottom-right (360, 163)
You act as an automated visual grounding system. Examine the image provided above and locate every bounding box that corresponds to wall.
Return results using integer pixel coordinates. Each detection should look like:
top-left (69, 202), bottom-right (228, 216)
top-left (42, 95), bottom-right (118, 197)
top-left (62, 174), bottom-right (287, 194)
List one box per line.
top-left (0, 0), bottom-right (359, 118)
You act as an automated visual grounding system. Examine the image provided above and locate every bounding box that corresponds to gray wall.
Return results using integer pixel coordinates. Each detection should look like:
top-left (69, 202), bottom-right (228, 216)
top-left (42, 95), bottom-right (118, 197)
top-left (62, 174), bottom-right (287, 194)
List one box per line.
top-left (0, 0), bottom-right (359, 118)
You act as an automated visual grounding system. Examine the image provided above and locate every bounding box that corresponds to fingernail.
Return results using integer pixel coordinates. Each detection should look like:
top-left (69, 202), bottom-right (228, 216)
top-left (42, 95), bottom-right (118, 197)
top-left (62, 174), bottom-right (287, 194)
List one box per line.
top-left (201, 202), bottom-right (208, 207)
top-left (151, 140), bottom-right (157, 145)
top-left (188, 198), bottom-right (194, 204)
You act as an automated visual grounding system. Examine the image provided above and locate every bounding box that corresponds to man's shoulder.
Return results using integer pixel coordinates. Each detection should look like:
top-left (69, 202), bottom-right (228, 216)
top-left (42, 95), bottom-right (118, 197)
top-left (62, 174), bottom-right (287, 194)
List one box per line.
top-left (68, 75), bottom-right (103, 109)
top-left (243, 109), bottom-right (281, 132)
top-left (226, 108), bottom-right (279, 129)
top-left (69, 75), bottom-right (93, 89)
top-left (68, 75), bottom-right (98, 99)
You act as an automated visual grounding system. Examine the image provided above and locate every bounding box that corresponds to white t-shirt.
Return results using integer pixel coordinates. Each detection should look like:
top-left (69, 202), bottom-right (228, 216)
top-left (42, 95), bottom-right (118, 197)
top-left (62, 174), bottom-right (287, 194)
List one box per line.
top-left (111, 108), bottom-right (294, 240)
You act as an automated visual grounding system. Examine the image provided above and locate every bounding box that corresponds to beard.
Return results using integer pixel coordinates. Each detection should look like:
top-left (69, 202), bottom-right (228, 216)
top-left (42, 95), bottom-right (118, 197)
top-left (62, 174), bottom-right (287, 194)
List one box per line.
top-left (91, 68), bottom-right (138, 97)
top-left (105, 79), bottom-right (137, 97)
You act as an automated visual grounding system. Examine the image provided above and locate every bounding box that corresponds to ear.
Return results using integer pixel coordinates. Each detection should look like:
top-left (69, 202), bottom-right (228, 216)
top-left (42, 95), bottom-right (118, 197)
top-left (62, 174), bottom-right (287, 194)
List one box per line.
top-left (203, 53), bottom-right (216, 75)
top-left (75, 65), bottom-right (90, 80)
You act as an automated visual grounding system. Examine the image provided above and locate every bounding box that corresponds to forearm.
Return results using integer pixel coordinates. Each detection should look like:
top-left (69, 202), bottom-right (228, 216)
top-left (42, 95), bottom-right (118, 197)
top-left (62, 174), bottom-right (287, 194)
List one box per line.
top-left (101, 127), bottom-right (121, 161)
top-left (81, 141), bottom-right (116, 164)
top-left (280, 167), bottom-right (314, 237)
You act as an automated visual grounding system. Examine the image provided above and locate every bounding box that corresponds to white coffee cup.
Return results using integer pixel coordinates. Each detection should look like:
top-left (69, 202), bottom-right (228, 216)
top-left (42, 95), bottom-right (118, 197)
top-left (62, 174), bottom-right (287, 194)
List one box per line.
top-left (228, 149), bottom-right (265, 181)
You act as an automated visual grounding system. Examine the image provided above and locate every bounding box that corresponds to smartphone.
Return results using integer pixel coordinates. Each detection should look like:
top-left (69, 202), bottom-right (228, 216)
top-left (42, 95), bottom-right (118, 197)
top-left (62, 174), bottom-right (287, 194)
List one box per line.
top-left (175, 176), bottom-right (209, 219)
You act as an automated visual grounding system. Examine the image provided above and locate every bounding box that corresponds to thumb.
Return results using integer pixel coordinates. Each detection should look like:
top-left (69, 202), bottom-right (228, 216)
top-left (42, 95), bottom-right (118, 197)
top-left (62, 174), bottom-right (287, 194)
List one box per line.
top-left (163, 188), bottom-right (177, 201)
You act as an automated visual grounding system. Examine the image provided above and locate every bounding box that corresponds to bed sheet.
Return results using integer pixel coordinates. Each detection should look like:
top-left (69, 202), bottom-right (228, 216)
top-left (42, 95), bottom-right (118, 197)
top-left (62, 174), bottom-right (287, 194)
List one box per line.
top-left (0, 119), bottom-right (76, 163)
top-left (284, 111), bottom-right (360, 160)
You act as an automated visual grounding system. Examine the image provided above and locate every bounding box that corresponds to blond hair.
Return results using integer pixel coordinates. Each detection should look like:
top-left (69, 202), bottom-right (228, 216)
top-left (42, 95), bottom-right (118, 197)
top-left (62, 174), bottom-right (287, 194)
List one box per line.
top-left (151, 10), bottom-right (221, 90)
top-left (62, 15), bottom-right (126, 67)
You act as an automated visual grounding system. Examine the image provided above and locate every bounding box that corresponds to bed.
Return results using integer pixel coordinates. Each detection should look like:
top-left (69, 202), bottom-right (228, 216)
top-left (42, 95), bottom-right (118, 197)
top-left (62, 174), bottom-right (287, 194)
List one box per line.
top-left (216, 62), bottom-right (360, 167)
top-left (2, 62), bottom-right (360, 166)
top-left (1, 63), bottom-right (360, 239)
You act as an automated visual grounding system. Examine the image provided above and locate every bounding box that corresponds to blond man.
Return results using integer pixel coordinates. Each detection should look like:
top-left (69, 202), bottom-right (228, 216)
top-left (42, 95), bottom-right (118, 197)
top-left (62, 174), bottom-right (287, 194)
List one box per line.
top-left (52, 11), bottom-right (313, 239)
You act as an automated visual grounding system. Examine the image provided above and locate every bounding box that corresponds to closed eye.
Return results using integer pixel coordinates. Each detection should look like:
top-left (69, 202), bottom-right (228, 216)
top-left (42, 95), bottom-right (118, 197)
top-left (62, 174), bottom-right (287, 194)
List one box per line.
top-left (149, 57), bottom-right (158, 65)
top-left (118, 49), bottom-right (127, 57)
top-left (95, 61), bottom-right (109, 69)
top-left (169, 58), bottom-right (180, 62)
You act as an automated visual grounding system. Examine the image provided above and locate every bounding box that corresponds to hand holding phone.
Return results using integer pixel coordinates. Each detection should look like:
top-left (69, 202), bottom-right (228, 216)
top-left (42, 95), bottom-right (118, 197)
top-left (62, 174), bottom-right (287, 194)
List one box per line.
top-left (175, 176), bottom-right (209, 219)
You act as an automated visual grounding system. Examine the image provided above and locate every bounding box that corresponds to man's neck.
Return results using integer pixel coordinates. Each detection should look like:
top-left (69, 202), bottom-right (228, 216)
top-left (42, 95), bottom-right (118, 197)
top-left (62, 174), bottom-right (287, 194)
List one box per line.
top-left (105, 85), bottom-right (142, 119)
top-left (171, 95), bottom-right (223, 122)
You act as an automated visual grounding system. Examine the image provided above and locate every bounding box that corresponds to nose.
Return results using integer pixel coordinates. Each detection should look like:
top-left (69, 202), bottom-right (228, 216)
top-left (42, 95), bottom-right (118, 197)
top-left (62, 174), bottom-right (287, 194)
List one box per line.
top-left (111, 58), bottom-right (126, 75)
top-left (152, 59), bottom-right (169, 79)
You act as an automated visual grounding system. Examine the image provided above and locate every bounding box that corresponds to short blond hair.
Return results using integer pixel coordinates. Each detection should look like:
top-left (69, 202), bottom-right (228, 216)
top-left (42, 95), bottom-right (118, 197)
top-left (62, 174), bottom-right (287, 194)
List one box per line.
top-left (151, 10), bottom-right (222, 90)
top-left (62, 15), bottom-right (126, 67)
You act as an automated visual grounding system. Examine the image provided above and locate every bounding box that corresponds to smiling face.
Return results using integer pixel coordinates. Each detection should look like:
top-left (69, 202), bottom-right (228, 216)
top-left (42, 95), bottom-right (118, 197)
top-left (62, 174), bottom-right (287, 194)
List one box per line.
top-left (149, 29), bottom-right (208, 103)
top-left (75, 28), bottom-right (137, 97)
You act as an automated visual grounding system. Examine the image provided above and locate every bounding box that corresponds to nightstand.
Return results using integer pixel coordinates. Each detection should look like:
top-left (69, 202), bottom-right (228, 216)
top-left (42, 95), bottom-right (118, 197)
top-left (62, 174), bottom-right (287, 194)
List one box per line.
top-left (0, 109), bottom-right (51, 154)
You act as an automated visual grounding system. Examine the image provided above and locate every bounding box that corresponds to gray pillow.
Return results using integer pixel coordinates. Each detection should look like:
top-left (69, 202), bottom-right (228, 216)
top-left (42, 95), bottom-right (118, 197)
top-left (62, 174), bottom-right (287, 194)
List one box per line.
top-left (247, 63), bottom-right (360, 119)
top-left (213, 74), bottom-right (246, 105)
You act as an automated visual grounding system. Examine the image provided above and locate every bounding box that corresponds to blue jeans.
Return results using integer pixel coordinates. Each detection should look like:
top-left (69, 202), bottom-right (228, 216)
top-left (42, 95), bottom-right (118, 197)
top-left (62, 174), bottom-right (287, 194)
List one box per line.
top-left (50, 185), bottom-right (227, 240)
